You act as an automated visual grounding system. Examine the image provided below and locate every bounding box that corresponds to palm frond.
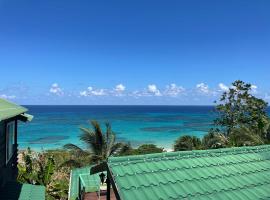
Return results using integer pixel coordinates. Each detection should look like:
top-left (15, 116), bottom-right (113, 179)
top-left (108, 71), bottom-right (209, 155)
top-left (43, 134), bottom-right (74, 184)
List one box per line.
top-left (79, 127), bottom-right (101, 155)
top-left (105, 122), bottom-right (111, 143)
top-left (91, 120), bottom-right (105, 152)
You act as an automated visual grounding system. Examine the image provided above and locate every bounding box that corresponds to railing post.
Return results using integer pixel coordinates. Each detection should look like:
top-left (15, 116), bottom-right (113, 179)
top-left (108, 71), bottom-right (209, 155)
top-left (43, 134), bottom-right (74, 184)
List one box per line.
top-left (78, 177), bottom-right (81, 200)
top-left (106, 175), bottom-right (111, 200)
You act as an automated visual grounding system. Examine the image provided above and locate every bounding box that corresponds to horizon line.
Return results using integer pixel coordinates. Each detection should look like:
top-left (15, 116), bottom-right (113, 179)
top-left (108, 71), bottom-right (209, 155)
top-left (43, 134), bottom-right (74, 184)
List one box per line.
top-left (22, 104), bottom-right (216, 106)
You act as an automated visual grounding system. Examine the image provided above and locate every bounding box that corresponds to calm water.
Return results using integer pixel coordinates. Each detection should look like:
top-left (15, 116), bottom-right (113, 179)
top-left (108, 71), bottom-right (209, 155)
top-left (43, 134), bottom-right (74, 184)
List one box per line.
top-left (16, 105), bottom-right (249, 150)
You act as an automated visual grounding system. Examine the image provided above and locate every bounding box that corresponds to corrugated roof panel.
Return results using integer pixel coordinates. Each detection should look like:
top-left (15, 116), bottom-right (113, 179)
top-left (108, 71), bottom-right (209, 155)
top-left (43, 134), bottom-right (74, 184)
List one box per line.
top-left (0, 98), bottom-right (28, 121)
top-left (0, 182), bottom-right (45, 200)
top-left (108, 145), bottom-right (270, 200)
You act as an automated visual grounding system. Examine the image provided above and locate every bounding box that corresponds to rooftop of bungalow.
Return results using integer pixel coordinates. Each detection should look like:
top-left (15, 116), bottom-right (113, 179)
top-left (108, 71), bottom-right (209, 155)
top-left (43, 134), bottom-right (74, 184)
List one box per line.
top-left (0, 98), bottom-right (33, 122)
top-left (70, 144), bottom-right (270, 200)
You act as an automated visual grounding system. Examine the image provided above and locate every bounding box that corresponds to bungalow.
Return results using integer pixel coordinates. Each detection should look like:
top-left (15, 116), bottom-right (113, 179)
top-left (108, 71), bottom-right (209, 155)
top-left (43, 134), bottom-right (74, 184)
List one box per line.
top-left (0, 98), bottom-right (45, 200)
top-left (70, 144), bottom-right (270, 200)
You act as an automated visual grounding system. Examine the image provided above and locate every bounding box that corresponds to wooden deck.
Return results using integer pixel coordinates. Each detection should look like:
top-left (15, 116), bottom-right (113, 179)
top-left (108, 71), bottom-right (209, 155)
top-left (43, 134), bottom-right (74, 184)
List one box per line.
top-left (84, 189), bottom-right (116, 200)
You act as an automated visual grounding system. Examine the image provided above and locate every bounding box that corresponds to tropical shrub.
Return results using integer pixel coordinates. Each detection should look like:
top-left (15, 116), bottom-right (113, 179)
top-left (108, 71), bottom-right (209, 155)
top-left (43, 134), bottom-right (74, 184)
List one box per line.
top-left (174, 135), bottom-right (202, 151)
top-left (17, 148), bottom-right (69, 200)
top-left (134, 144), bottom-right (164, 154)
top-left (228, 126), bottom-right (264, 147)
top-left (202, 129), bottom-right (228, 149)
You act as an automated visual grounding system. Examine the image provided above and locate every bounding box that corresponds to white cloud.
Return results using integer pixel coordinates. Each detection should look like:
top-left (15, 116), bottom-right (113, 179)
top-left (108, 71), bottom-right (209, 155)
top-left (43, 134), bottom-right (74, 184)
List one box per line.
top-left (114, 84), bottom-right (125, 92)
top-left (147, 84), bottom-right (162, 96)
top-left (264, 93), bottom-right (270, 100)
top-left (251, 85), bottom-right (257, 89)
top-left (92, 89), bottom-right (106, 96)
top-left (251, 85), bottom-right (258, 93)
top-left (196, 83), bottom-right (210, 94)
top-left (80, 86), bottom-right (107, 96)
top-left (49, 83), bottom-right (63, 96)
top-left (218, 83), bottom-right (229, 92)
top-left (0, 94), bottom-right (16, 100)
top-left (164, 83), bottom-right (185, 96)
top-left (79, 91), bottom-right (88, 97)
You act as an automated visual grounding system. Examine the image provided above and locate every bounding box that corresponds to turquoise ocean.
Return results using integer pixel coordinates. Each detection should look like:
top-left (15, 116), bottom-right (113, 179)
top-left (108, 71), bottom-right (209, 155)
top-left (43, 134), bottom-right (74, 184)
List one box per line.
top-left (19, 106), bottom-right (269, 151)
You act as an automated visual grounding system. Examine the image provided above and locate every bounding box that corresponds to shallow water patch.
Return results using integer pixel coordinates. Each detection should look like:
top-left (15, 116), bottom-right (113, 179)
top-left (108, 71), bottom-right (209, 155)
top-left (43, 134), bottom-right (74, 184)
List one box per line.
top-left (28, 136), bottom-right (69, 144)
top-left (141, 126), bottom-right (183, 132)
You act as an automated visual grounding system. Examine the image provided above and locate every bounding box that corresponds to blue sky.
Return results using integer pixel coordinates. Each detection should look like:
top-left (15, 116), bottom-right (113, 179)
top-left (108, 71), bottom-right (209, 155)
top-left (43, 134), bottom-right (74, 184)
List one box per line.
top-left (0, 0), bottom-right (270, 105)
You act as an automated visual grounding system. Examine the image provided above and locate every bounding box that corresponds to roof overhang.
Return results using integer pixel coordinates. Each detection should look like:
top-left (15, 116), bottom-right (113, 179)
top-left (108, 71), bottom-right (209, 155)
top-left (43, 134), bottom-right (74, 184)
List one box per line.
top-left (17, 113), bottom-right (34, 122)
top-left (0, 98), bottom-right (33, 122)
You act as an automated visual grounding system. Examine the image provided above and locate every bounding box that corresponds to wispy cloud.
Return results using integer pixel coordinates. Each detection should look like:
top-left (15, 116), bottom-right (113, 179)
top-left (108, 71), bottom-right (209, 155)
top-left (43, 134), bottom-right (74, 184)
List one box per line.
top-left (164, 83), bottom-right (185, 96)
top-left (251, 85), bottom-right (258, 94)
top-left (218, 83), bottom-right (229, 92)
top-left (196, 83), bottom-right (210, 94)
top-left (0, 94), bottom-right (16, 100)
top-left (80, 86), bottom-right (107, 96)
top-left (49, 83), bottom-right (63, 96)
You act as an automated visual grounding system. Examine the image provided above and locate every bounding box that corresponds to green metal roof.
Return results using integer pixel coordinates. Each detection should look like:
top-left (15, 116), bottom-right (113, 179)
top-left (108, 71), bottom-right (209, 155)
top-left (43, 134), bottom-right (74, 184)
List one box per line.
top-left (0, 182), bottom-right (45, 200)
top-left (0, 98), bottom-right (28, 121)
top-left (108, 145), bottom-right (270, 200)
top-left (69, 166), bottom-right (101, 200)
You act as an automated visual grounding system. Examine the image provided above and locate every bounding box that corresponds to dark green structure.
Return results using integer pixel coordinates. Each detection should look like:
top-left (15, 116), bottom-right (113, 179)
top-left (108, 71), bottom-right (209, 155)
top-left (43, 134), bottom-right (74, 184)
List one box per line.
top-left (69, 166), bottom-right (101, 200)
top-left (0, 99), bottom-right (45, 200)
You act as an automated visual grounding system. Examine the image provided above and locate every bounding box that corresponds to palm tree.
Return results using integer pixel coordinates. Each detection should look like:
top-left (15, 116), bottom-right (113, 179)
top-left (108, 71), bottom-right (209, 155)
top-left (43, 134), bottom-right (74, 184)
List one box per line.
top-left (64, 120), bottom-right (123, 165)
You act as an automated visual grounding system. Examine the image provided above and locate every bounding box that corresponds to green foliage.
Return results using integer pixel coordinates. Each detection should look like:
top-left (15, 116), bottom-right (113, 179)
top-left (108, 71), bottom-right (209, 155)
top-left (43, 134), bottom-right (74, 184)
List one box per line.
top-left (214, 80), bottom-right (269, 139)
top-left (118, 143), bottom-right (164, 155)
top-left (135, 144), bottom-right (164, 154)
top-left (174, 80), bottom-right (270, 150)
top-left (117, 142), bottom-right (133, 155)
top-left (64, 120), bottom-right (125, 164)
top-left (17, 148), bottom-right (69, 200)
top-left (174, 135), bottom-right (202, 151)
top-left (47, 179), bottom-right (69, 200)
top-left (43, 156), bottom-right (55, 185)
top-left (229, 126), bottom-right (264, 147)
top-left (202, 129), bottom-right (227, 149)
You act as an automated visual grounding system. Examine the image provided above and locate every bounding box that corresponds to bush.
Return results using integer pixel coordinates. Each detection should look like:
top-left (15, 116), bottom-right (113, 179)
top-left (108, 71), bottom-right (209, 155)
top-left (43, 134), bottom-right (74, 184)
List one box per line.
top-left (118, 144), bottom-right (164, 155)
top-left (135, 144), bottom-right (164, 154)
top-left (202, 129), bottom-right (227, 149)
top-left (229, 126), bottom-right (264, 147)
top-left (174, 135), bottom-right (201, 151)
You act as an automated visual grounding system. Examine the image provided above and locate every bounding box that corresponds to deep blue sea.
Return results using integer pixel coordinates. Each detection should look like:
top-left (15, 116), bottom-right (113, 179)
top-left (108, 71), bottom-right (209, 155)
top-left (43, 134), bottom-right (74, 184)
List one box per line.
top-left (18, 106), bottom-right (269, 151)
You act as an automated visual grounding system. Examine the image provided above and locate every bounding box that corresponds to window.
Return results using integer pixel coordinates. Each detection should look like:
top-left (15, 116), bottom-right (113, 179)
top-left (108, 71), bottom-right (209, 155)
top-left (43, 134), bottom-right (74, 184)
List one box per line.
top-left (6, 121), bottom-right (15, 164)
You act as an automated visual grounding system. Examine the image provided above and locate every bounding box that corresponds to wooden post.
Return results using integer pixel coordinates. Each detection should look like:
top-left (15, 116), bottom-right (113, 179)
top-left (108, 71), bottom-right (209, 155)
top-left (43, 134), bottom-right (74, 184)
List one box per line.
top-left (106, 172), bottom-right (111, 200)
top-left (106, 164), bottom-right (121, 200)
top-left (78, 177), bottom-right (81, 200)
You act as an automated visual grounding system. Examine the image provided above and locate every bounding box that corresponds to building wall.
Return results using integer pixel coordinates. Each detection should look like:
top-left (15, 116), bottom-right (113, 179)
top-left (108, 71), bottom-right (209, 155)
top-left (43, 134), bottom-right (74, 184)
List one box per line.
top-left (0, 120), bottom-right (18, 187)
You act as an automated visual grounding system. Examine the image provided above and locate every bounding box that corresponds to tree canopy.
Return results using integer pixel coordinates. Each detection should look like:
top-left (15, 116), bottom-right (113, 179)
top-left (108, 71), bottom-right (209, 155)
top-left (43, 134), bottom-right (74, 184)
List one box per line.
top-left (214, 80), bottom-right (269, 140)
